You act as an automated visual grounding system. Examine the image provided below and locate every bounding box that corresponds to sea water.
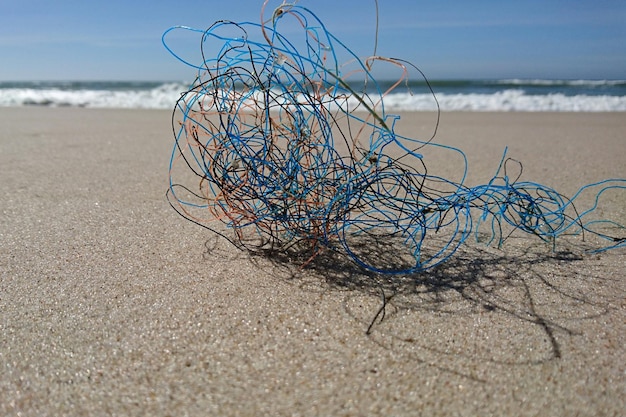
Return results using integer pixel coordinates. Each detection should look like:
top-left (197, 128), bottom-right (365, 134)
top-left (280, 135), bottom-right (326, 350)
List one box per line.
top-left (1, 79), bottom-right (625, 111)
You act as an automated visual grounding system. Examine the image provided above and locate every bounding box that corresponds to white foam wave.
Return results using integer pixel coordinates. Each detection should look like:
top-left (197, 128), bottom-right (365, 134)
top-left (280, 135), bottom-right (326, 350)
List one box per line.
top-left (495, 79), bottom-right (626, 87)
top-left (1, 84), bottom-right (625, 112)
top-left (381, 90), bottom-right (626, 112)
top-left (0, 83), bottom-right (184, 109)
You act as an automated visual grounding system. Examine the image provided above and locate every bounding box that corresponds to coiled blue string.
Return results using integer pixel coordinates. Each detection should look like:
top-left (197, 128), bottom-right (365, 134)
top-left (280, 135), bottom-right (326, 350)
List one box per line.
top-left (163, 4), bottom-right (625, 274)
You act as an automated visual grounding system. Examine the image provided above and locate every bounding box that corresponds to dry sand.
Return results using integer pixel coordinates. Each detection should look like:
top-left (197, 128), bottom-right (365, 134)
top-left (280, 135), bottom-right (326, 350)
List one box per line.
top-left (1, 107), bottom-right (624, 416)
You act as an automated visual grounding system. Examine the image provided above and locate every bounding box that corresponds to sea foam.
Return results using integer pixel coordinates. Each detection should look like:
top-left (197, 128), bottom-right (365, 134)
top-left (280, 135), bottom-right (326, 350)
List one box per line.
top-left (1, 82), bottom-right (625, 111)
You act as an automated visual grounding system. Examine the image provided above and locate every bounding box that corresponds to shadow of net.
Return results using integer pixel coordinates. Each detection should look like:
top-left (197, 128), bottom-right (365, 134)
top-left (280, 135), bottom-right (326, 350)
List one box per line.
top-left (224, 228), bottom-right (621, 365)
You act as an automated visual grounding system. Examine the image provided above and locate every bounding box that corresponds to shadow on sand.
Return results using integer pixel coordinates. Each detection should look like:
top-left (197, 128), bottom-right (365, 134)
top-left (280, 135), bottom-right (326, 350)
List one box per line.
top-left (202, 232), bottom-right (617, 373)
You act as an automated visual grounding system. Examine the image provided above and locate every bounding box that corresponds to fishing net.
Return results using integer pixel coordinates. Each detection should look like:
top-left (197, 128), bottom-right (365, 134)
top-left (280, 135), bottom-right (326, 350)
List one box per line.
top-left (163, 1), bottom-right (625, 274)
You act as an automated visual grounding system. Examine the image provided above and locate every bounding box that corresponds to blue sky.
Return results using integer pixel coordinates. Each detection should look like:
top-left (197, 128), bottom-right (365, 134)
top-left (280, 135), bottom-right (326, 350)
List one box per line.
top-left (1, 0), bottom-right (625, 81)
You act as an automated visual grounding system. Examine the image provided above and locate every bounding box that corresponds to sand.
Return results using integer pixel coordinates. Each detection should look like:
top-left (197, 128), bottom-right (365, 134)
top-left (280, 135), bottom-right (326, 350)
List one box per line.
top-left (1, 107), bottom-right (624, 416)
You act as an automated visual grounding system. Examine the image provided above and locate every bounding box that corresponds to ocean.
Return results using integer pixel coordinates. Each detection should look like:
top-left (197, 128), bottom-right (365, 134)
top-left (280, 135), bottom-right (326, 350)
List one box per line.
top-left (1, 79), bottom-right (625, 112)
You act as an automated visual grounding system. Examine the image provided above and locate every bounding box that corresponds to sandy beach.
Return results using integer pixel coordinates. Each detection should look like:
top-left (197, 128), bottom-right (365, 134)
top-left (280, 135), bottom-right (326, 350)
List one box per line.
top-left (1, 107), bottom-right (624, 416)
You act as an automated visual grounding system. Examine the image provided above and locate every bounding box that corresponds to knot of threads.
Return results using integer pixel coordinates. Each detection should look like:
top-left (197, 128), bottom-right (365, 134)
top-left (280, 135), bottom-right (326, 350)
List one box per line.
top-left (163, 4), bottom-right (626, 274)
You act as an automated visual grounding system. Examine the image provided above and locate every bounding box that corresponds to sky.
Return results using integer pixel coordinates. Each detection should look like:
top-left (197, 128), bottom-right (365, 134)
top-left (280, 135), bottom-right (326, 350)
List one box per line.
top-left (1, 0), bottom-right (625, 81)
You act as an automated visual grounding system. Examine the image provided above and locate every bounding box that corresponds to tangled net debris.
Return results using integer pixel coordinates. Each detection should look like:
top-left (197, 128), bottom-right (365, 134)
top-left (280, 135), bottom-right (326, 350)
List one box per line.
top-left (163, 1), bottom-right (625, 275)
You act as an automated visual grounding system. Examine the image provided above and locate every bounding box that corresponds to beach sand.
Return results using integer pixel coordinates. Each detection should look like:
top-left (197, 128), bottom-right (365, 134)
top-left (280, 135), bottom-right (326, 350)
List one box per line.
top-left (1, 108), bottom-right (624, 416)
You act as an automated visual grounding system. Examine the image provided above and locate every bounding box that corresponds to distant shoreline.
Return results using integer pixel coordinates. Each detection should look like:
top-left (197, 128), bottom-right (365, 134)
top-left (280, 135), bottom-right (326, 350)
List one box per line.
top-left (1, 79), bottom-right (625, 111)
